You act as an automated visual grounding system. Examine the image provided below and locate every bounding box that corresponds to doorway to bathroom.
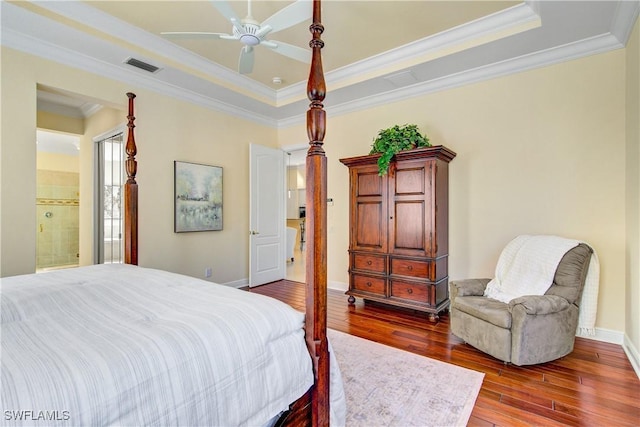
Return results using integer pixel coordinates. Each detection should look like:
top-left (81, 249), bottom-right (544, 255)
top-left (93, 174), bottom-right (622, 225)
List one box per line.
top-left (36, 129), bottom-right (81, 271)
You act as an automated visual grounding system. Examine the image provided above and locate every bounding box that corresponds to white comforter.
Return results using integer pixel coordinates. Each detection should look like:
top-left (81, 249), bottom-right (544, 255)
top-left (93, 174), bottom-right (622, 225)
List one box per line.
top-left (0, 264), bottom-right (334, 426)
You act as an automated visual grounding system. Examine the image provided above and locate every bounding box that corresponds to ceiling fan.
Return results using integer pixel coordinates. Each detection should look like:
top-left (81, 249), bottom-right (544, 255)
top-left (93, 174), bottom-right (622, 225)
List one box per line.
top-left (161, 0), bottom-right (312, 75)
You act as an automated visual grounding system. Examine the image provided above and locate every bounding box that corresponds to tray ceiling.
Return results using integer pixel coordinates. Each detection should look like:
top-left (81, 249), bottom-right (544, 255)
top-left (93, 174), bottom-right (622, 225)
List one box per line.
top-left (2, 1), bottom-right (638, 127)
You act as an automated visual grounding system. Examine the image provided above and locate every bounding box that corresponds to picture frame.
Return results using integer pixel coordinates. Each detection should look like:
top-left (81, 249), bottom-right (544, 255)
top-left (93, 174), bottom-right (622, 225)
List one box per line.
top-left (174, 161), bottom-right (223, 232)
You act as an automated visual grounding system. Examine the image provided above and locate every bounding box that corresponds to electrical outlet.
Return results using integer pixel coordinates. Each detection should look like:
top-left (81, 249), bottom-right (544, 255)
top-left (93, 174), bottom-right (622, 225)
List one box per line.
top-left (205, 267), bottom-right (212, 278)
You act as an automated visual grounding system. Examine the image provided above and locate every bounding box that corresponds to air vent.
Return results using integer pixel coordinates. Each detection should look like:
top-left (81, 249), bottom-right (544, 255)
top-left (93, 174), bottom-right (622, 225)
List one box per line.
top-left (125, 57), bottom-right (160, 73)
top-left (383, 70), bottom-right (419, 88)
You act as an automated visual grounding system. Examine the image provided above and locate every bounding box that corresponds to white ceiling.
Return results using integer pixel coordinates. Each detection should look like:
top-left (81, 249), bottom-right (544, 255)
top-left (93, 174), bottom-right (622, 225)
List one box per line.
top-left (2, 1), bottom-right (638, 129)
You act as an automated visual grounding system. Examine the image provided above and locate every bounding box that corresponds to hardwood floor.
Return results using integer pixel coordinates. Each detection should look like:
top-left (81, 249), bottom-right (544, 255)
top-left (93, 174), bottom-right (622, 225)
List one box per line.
top-left (248, 280), bottom-right (640, 426)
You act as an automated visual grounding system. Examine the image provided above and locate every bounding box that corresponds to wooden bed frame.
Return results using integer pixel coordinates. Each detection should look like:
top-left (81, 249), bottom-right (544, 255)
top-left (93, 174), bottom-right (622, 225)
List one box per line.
top-left (122, 1), bottom-right (330, 425)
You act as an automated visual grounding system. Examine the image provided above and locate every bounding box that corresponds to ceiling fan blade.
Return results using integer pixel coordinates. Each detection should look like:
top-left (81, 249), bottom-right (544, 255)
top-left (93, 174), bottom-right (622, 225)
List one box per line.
top-left (210, 0), bottom-right (240, 23)
top-left (260, 0), bottom-right (312, 34)
top-left (262, 40), bottom-right (311, 63)
top-left (238, 46), bottom-right (255, 75)
top-left (161, 32), bottom-right (232, 40)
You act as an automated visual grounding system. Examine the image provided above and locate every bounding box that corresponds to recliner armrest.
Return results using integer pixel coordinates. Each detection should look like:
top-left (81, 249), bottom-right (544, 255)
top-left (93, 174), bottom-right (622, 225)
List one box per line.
top-left (450, 279), bottom-right (490, 298)
top-left (509, 295), bottom-right (570, 315)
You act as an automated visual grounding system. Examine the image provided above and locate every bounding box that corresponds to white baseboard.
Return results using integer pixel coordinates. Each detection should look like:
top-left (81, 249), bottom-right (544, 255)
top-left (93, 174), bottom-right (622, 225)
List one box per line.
top-left (328, 281), bottom-right (348, 293)
top-left (222, 278), bottom-right (248, 289)
top-left (577, 326), bottom-right (624, 345)
top-left (623, 335), bottom-right (640, 380)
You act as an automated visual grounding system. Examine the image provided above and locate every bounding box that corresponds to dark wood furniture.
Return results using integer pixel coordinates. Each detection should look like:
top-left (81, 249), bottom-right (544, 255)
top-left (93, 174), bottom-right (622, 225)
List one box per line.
top-left (122, 1), bottom-right (331, 424)
top-left (340, 146), bottom-right (456, 322)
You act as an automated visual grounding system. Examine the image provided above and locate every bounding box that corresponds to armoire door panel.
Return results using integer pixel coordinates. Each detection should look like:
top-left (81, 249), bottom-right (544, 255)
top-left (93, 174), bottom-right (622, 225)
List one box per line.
top-left (392, 201), bottom-right (428, 253)
top-left (354, 201), bottom-right (387, 250)
top-left (394, 166), bottom-right (426, 195)
top-left (356, 171), bottom-right (383, 197)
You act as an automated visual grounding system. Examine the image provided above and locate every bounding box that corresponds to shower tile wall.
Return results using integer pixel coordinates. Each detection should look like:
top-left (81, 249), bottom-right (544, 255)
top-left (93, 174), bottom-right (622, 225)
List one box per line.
top-left (37, 170), bottom-right (79, 269)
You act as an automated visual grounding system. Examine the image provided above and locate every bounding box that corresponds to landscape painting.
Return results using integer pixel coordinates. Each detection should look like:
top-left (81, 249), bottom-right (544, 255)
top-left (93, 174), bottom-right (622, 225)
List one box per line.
top-left (174, 161), bottom-right (223, 232)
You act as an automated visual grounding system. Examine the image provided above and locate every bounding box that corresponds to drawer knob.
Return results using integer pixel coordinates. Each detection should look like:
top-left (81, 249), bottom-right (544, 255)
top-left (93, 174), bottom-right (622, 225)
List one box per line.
top-left (366, 281), bottom-right (372, 287)
top-left (367, 260), bottom-right (372, 265)
top-left (407, 265), bottom-right (413, 271)
top-left (407, 288), bottom-right (413, 294)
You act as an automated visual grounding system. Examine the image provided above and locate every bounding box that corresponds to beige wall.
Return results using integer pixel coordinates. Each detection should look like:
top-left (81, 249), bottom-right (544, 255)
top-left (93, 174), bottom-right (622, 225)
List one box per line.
top-left (1, 48), bottom-right (38, 275)
top-left (37, 152), bottom-right (79, 173)
top-left (280, 49), bottom-right (627, 333)
top-left (37, 110), bottom-right (84, 135)
top-left (625, 16), bottom-right (640, 361)
top-left (0, 47), bottom-right (277, 282)
top-left (0, 38), bottom-right (635, 340)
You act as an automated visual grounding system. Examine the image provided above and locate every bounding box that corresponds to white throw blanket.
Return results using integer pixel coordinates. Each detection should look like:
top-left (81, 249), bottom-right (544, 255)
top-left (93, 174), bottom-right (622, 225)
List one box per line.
top-left (484, 235), bottom-right (599, 336)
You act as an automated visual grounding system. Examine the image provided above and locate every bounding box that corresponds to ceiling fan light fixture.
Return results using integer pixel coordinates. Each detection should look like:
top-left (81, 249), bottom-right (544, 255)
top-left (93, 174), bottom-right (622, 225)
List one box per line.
top-left (240, 34), bottom-right (261, 46)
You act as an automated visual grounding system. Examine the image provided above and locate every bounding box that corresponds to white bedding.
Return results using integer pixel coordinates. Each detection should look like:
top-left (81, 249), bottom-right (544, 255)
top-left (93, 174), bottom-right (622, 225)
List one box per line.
top-left (0, 264), bottom-right (334, 426)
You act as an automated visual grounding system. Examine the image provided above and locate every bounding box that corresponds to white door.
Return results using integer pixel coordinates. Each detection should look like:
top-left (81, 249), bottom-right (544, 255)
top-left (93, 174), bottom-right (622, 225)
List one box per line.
top-left (249, 144), bottom-right (286, 287)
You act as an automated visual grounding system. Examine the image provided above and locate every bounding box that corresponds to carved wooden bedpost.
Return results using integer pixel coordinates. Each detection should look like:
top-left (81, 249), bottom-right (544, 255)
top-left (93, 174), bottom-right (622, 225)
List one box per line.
top-left (124, 92), bottom-right (138, 265)
top-left (305, 0), bottom-right (329, 425)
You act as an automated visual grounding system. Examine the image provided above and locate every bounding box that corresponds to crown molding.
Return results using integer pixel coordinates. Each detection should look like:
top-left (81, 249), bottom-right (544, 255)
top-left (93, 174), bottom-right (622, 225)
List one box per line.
top-left (82, 103), bottom-right (104, 118)
top-left (276, 1), bottom-right (540, 104)
top-left (276, 32), bottom-right (624, 128)
top-left (4, 1), bottom-right (635, 131)
top-left (610, 0), bottom-right (640, 45)
top-left (361, 32), bottom-right (624, 112)
top-left (2, 23), bottom-right (277, 128)
top-left (30, 0), bottom-right (277, 103)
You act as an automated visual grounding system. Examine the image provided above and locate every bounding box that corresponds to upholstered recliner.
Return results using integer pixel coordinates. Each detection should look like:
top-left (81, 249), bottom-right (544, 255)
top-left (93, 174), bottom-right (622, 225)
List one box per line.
top-left (449, 243), bottom-right (593, 366)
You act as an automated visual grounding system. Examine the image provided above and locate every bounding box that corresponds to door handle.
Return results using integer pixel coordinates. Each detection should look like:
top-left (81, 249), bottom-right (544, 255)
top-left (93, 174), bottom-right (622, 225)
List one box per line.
top-left (250, 230), bottom-right (260, 235)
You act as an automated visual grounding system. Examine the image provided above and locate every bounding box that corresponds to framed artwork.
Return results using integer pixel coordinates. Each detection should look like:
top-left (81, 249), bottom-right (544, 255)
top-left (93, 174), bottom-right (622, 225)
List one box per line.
top-left (174, 161), bottom-right (223, 232)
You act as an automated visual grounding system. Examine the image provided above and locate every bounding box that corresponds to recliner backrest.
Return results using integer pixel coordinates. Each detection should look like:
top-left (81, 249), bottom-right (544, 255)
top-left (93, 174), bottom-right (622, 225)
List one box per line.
top-left (545, 243), bottom-right (593, 305)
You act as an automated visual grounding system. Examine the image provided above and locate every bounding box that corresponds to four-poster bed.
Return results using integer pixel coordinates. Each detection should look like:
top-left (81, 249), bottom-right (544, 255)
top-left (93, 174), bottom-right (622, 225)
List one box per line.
top-left (122, 0), bottom-right (333, 423)
top-left (1, 0), bottom-right (335, 425)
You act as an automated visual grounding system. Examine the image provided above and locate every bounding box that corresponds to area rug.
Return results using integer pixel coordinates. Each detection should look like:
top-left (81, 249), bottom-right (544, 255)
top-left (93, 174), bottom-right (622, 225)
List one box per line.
top-left (328, 329), bottom-right (484, 427)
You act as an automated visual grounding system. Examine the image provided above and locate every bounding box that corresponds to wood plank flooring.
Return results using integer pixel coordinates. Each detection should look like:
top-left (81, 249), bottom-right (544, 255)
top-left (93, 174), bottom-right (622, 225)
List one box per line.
top-left (248, 280), bottom-right (640, 426)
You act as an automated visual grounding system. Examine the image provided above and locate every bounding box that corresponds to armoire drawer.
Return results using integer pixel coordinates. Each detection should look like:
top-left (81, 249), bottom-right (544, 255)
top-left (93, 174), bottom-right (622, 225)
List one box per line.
top-left (389, 280), bottom-right (431, 305)
top-left (353, 253), bottom-right (386, 273)
top-left (352, 274), bottom-right (386, 296)
top-left (390, 258), bottom-right (431, 279)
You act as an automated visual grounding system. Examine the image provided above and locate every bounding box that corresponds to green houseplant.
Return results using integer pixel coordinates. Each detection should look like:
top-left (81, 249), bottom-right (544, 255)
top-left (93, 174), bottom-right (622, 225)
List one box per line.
top-left (369, 124), bottom-right (431, 175)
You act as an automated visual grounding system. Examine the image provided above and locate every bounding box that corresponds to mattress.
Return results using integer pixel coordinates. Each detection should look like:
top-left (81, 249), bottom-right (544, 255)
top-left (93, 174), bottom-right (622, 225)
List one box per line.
top-left (0, 264), bottom-right (315, 426)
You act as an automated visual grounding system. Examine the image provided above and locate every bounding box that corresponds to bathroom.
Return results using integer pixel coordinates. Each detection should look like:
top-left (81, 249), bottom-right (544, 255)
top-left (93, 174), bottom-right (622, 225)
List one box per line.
top-left (36, 130), bottom-right (80, 271)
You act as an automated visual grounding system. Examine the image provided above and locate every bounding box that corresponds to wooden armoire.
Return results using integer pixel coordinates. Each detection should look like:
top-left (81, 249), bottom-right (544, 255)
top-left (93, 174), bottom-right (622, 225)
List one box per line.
top-left (340, 146), bottom-right (456, 321)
